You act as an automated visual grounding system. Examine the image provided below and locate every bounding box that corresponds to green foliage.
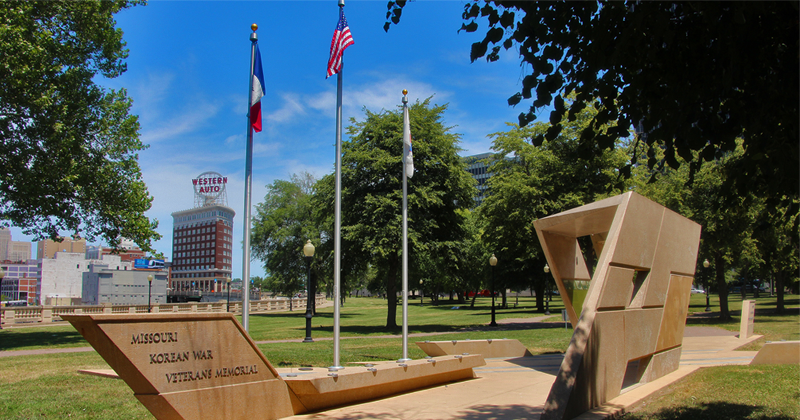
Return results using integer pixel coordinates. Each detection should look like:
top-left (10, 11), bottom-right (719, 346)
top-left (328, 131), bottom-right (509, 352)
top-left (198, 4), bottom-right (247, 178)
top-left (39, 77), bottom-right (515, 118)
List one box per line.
top-left (0, 0), bottom-right (160, 251)
top-left (477, 98), bottom-right (628, 310)
top-left (631, 139), bottom-right (799, 319)
top-left (385, 1), bottom-right (799, 207)
top-left (338, 98), bottom-right (476, 328)
top-left (251, 173), bottom-right (321, 298)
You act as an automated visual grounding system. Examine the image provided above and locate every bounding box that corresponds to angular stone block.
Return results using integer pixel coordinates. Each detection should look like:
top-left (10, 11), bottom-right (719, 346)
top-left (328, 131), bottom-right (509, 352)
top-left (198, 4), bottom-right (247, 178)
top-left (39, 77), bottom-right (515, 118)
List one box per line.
top-left (740, 300), bottom-right (756, 339)
top-left (536, 192), bottom-right (701, 420)
top-left (62, 313), bottom-right (295, 420)
top-left (416, 339), bottom-right (532, 358)
top-left (750, 341), bottom-right (800, 365)
top-left (63, 313), bottom-right (487, 420)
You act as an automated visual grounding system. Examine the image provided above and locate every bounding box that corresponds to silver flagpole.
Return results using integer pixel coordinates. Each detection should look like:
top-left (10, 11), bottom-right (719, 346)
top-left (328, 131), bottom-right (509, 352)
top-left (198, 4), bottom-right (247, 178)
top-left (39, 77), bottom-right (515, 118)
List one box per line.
top-left (241, 25), bottom-right (257, 332)
top-left (399, 90), bottom-right (410, 362)
top-left (330, 0), bottom-right (345, 371)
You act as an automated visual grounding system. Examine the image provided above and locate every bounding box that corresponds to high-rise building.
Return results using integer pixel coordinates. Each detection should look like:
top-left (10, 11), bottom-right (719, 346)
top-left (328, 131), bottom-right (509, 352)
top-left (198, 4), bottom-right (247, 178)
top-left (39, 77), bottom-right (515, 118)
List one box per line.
top-left (170, 171), bottom-right (235, 294)
top-left (1, 227), bottom-right (34, 263)
top-left (37, 236), bottom-right (86, 259)
top-left (8, 241), bottom-right (31, 261)
top-left (0, 228), bottom-right (10, 260)
top-left (463, 152), bottom-right (493, 206)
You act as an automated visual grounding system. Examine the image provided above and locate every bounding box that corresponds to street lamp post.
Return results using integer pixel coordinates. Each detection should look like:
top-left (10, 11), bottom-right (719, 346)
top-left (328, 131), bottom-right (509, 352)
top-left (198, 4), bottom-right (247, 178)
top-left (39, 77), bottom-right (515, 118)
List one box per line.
top-left (147, 275), bottom-right (154, 313)
top-left (544, 264), bottom-right (551, 315)
top-left (0, 267), bottom-right (4, 328)
top-left (703, 259), bottom-right (711, 312)
top-left (419, 279), bottom-right (423, 306)
top-left (303, 240), bottom-right (315, 343)
top-left (489, 254), bottom-right (498, 327)
top-left (226, 278), bottom-right (232, 312)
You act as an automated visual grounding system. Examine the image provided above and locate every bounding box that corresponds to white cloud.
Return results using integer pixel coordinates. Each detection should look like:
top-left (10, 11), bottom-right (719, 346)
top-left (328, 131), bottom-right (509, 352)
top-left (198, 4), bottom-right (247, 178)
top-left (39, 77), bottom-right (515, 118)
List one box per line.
top-left (224, 134), bottom-right (241, 146)
top-left (139, 101), bottom-right (221, 144)
top-left (265, 93), bottom-right (306, 124)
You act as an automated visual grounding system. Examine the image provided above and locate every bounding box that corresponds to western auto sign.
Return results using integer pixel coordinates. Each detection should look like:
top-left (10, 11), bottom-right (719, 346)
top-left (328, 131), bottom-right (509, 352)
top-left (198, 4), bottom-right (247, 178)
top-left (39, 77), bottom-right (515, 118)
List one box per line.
top-left (193, 171), bottom-right (227, 198)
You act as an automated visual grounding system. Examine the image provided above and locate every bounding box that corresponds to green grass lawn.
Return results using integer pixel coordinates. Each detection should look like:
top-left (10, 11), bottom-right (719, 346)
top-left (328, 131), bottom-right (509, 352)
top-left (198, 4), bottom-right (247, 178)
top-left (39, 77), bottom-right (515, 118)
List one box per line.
top-left (685, 293), bottom-right (800, 351)
top-left (620, 364), bottom-right (800, 420)
top-left (0, 295), bottom-right (567, 351)
top-left (0, 293), bottom-right (797, 420)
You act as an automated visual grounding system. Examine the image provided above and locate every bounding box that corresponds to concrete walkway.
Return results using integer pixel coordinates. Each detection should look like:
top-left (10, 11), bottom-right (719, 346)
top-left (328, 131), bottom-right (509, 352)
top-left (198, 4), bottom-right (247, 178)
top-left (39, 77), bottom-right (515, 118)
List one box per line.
top-left (1, 314), bottom-right (764, 420)
top-left (282, 327), bottom-right (761, 420)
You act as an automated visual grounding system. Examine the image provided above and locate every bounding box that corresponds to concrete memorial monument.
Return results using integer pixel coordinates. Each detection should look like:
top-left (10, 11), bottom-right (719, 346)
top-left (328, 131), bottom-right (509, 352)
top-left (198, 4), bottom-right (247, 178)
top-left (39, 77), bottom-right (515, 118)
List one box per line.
top-left (63, 313), bottom-right (295, 420)
top-left (740, 299), bottom-right (756, 339)
top-left (535, 192), bottom-right (701, 420)
top-left (63, 313), bottom-right (484, 420)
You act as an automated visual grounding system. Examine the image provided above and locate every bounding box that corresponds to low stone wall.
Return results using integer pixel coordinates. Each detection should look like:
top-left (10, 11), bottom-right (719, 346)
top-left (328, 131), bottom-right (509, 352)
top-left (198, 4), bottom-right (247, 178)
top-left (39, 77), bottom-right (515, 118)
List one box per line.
top-left (0, 295), bottom-right (326, 326)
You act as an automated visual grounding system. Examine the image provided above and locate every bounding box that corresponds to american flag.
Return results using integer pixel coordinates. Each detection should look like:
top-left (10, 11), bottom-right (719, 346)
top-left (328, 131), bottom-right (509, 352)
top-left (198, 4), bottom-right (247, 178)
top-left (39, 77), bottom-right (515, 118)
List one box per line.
top-left (326, 8), bottom-right (354, 78)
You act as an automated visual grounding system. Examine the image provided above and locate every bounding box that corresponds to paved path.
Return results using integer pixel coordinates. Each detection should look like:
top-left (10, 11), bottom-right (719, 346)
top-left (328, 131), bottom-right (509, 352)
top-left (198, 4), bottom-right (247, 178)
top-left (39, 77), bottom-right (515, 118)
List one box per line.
top-left (0, 315), bottom-right (764, 420)
top-left (284, 328), bottom-right (762, 420)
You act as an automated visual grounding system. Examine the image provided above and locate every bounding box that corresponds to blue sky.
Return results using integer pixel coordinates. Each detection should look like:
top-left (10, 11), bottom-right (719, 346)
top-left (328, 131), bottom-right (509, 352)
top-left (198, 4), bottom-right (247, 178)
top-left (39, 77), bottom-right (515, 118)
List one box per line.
top-left (11, 1), bottom-right (546, 279)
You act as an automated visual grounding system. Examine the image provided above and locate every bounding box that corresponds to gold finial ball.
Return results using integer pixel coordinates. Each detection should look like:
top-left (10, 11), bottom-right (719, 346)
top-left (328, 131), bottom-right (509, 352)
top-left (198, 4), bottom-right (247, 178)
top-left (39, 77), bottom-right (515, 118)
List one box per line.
top-left (251, 23), bottom-right (258, 32)
top-left (402, 89), bottom-right (408, 95)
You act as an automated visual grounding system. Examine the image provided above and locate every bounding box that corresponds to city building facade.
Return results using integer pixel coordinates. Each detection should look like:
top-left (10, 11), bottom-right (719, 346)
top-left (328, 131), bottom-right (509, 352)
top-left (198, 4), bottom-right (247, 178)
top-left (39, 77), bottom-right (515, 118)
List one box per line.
top-left (0, 260), bottom-right (39, 304)
top-left (82, 264), bottom-right (168, 306)
top-left (463, 152), bottom-right (493, 206)
top-left (0, 227), bottom-right (33, 263)
top-left (85, 238), bottom-right (146, 263)
top-left (37, 236), bottom-right (86, 259)
top-left (38, 252), bottom-right (130, 306)
top-left (170, 171), bottom-right (235, 294)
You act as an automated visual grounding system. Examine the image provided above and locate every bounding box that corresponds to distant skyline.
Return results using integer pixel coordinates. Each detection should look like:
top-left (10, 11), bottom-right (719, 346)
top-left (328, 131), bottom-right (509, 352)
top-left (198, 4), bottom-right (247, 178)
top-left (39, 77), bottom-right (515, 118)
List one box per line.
top-left (7, 1), bottom-right (551, 279)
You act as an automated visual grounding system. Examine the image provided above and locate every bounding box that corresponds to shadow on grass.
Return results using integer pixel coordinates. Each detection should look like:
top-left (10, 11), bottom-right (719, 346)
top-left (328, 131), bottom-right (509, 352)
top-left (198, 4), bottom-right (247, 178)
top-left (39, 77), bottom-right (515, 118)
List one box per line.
top-left (622, 401), bottom-right (796, 420)
top-left (0, 328), bottom-right (86, 351)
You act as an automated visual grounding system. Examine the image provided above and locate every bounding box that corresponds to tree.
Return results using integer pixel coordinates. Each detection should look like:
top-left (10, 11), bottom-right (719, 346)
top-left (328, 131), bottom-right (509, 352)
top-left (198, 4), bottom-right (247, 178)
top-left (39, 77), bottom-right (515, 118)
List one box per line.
top-left (385, 1), bottom-right (799, 213)
top-left (251, 173), bottom-right (322, 305)
top-left (478, 98), bottom-right (628, 312)
top-left (633, 141), bottom-right (761, 321)
top-left (751, 200), bottom-right (798, 314)
top-left (340, 98), bottom-right (476, 328)
top-left (0, 0), bottom-right (160, 251)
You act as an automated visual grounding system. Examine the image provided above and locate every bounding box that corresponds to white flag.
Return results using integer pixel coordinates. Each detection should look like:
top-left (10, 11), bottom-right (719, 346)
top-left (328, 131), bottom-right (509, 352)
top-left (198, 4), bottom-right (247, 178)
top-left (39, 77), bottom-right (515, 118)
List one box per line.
top-left (403, 99), bottom-right (414, 178)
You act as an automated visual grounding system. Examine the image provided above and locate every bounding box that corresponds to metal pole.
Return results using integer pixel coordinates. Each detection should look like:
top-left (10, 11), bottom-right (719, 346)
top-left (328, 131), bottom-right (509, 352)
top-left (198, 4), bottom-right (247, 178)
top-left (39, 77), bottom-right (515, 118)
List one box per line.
top-left (227, 281), bottom-right (231, 312)
top-left (241, 26), bottom-right (258, 332)
top-left (703, 259), bottom-right (711, 312)
top-left (331, 8), bottom-right (344, 370)
top-left (490, 266), bottom-right (496, 326)
top-left (399, 91), bottom-right (410, 362)
top-left (148, 279), bottom-right (152, 313)
top-left (304, 255), bottom-right (314, 343)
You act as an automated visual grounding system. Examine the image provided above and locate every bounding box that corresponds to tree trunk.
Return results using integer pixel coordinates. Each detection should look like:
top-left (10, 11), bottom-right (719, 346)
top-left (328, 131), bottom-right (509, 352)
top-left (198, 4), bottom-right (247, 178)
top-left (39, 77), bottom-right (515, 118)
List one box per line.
top-left (501, 288), bottom-right (507, 309)
top-left (715, 253), bottom-right (731, 321)
top-left (385, 254), bottom-right (399, 329)
top-left (470, 289), bottom-right (478, 308)
top-left (776, 269), bottom-right (785, 315)
top-left (534, 281), bottom-right (545, 312)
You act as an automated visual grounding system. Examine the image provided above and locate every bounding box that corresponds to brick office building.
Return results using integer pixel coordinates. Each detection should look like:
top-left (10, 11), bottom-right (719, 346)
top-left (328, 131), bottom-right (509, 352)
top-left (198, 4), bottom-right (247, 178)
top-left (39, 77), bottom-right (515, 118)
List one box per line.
top-left (169, 171), bottom-right (235, 294)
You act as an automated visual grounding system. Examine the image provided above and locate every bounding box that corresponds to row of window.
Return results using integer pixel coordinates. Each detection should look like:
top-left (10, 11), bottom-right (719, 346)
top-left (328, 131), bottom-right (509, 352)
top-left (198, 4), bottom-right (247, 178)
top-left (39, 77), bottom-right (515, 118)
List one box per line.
top-left (174, 249), bottom-right (215, 258)
top-left (174, 211), bottom-right (233, 225)
top-left (172, 272), bottom-right (232, 279)
top-left (174, 242), bottom-right (229, 252)
top-left (175, 234), bottom-right (215, 244)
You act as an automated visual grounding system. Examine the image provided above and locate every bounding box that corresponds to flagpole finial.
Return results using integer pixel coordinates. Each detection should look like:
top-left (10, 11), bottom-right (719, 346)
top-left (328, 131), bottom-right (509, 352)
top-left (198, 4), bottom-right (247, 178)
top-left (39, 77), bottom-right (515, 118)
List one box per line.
top-left (402, 89), bottom-right (408, 96)
top-left (251, 23), bottom-right (258, 32)
top-left (338, 0), bottom-right (345, 7)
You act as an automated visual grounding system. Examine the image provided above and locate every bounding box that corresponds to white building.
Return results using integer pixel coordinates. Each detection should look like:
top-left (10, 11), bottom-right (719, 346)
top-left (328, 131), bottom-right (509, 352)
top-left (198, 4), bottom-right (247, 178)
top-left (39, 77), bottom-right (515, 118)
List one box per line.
top-left (37, 252), bottom-right (130, 305)
top-left (82, 263), bottom-right (168, 306)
